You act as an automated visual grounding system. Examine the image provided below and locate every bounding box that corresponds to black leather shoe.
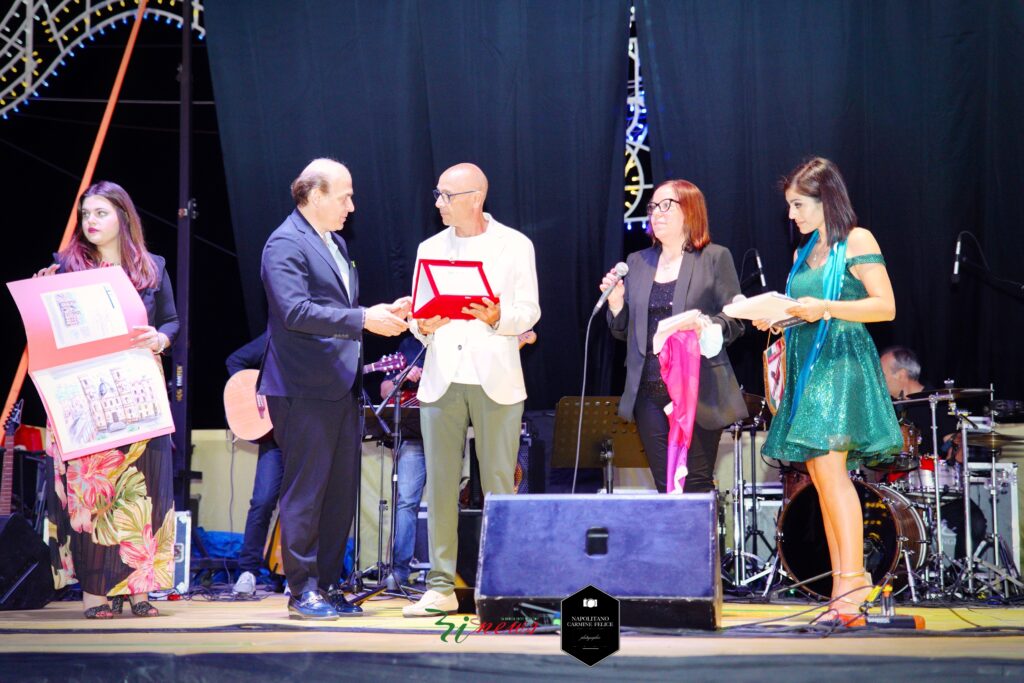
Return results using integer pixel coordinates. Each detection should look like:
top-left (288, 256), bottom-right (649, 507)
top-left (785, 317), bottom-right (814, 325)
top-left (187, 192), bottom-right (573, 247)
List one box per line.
top-left (287, 590), bottom-right (338, 620)
top-left (326, 588), bottom-right (364, 616)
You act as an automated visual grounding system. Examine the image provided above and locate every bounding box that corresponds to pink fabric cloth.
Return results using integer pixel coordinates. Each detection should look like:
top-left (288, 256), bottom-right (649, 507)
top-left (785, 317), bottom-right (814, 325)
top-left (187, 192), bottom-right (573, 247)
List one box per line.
top-left (658, 330), bottom-right (702, 493)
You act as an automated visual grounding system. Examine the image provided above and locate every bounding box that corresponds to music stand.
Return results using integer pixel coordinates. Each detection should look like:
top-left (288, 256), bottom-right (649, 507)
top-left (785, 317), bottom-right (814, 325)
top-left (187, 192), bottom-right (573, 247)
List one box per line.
top-left (551, 396), bottom-right (648, 493)
top-left (363, 405), bottom-right (422, 443)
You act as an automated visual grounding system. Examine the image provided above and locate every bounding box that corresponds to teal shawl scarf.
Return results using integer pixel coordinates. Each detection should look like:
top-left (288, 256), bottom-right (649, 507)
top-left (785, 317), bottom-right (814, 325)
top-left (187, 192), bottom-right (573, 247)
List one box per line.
top-left (784, 231), bottom-right (847, 423)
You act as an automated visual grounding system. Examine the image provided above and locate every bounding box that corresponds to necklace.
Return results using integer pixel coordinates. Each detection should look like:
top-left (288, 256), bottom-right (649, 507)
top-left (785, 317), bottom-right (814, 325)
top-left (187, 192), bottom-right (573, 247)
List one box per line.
top-left (808, 243), bottom-right (830, 268)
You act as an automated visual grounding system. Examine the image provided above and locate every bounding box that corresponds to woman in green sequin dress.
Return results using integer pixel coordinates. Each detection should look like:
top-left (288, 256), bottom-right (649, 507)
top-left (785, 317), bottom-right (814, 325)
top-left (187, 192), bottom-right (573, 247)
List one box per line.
top-left (757, 158), bottom-right (901, 620)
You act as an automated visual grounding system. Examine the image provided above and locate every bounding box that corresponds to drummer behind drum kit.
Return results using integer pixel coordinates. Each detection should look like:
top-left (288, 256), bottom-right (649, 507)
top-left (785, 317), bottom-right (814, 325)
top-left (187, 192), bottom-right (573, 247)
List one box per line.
top-left (723, 384), bottom-right (1024, 604)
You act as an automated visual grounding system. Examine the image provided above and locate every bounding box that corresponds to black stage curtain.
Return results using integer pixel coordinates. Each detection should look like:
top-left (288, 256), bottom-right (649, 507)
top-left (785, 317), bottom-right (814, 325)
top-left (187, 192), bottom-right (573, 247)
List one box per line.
top-left (205, 0), bottom-right (630, 409)
top-left (637, 0), bottom-right (1024, 400)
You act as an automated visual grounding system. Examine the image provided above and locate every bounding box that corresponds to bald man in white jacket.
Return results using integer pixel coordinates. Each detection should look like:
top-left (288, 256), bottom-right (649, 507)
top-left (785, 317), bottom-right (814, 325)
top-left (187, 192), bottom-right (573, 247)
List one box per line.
top-left (404, 163), bottom-right (540, 617)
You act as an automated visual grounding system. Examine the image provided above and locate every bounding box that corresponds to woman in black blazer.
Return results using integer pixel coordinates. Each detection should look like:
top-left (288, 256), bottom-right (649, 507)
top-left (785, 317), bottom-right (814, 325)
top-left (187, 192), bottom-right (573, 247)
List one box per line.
top-left (37, 181), bottom-right (177, 619)
top-left (601, 179), bottom-right (746, 493)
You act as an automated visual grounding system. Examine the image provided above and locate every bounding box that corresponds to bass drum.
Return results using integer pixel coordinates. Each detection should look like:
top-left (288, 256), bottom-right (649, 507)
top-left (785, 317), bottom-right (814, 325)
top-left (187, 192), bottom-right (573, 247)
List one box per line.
top-left (777, 480), bottom-right (927, 600)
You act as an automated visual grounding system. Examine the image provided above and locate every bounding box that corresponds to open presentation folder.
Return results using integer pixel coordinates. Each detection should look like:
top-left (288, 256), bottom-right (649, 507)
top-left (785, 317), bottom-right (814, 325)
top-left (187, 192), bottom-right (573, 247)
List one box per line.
top-left (7, 267), bottom-right (174, 461)
top-left (411, 259), bottom-right (499, 320)
top-left (723, 291), bottom-right (805, 329)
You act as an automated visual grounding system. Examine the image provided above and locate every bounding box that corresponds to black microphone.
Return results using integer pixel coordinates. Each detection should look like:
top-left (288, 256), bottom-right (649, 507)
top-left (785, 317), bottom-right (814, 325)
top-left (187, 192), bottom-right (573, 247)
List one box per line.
top-left (754, 249), bottom-right (767, 288)
top-left (952, 234), bottom-right (961, 284)
top-left (593, 262), bottom-right (629, 315)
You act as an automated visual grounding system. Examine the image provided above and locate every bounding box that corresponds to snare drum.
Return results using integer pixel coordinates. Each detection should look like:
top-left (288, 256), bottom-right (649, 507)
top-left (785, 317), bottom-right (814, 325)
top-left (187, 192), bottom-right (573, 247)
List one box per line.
top-left (902, 456), bottom-right (962, 497)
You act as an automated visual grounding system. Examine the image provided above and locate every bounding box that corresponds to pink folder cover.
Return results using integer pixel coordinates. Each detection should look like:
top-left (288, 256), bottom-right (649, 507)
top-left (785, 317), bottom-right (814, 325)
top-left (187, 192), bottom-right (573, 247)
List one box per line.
top-left (8, 267), bottom-right (175, 460)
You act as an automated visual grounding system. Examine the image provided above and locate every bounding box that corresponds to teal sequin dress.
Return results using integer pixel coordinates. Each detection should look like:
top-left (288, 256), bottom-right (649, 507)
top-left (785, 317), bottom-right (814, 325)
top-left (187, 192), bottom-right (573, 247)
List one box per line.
top-left (762, 254), bottom-right (902, 468)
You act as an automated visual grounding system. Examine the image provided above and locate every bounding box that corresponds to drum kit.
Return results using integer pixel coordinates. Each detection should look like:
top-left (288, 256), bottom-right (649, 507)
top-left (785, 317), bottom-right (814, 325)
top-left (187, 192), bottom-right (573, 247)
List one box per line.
top-left (723, 384), bottom-right (1024, 604)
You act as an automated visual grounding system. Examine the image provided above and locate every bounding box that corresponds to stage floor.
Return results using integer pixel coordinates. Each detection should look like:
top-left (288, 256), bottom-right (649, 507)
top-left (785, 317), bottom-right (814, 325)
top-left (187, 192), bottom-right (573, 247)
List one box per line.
top-left (2, 594), bottom-right (1024, 679)
top-left (0, 593), bottom-right (1019, 655)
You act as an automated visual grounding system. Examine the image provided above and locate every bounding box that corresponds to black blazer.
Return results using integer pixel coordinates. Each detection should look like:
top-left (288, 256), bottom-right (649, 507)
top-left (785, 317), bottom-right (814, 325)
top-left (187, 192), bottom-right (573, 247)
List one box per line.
top-left (608, 243), bottom-right (748, 430)
top-left (258, 209), bottom-right (363, 400)
top-left (54, 252), bottom-right (179, 346)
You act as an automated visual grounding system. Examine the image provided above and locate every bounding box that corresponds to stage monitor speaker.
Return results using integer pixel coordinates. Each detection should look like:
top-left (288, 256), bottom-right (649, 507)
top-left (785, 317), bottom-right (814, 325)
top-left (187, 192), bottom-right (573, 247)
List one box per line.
top-left (0, 514), bottom-right (54, 611)
top-left (475, 493), bottom-right (721, 629)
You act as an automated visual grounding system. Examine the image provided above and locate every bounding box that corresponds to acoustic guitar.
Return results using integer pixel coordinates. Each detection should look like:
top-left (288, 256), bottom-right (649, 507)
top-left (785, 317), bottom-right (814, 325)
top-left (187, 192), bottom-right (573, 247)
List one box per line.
top-left (224, 353), bottom-right (407, 442)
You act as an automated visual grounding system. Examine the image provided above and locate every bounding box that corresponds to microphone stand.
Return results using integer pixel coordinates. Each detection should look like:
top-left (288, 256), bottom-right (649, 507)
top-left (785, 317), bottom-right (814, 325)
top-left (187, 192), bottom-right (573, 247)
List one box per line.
top-left (346, 386), bottom-right (391, 596)
top-left (350, 346), bottom-right (426, 605)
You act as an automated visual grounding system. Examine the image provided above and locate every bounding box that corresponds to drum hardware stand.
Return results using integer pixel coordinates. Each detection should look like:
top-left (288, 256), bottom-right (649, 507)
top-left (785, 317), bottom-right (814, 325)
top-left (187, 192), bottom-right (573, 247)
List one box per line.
top-left (927, 394), bottom-right (947, 592)
top-left (728, 405), bottom-right (772, 588)
top-left (952, 403), bottom-right (979, 595)
top-left (900, 546), bottom-right (919, 603)
top-left (969, 444), bottom-right (1023, 599)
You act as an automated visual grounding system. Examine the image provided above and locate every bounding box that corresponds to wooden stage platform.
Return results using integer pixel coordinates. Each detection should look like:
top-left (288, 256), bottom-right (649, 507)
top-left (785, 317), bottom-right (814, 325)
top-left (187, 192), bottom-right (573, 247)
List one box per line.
top-left (1, 593), bottom-right (1024, 681)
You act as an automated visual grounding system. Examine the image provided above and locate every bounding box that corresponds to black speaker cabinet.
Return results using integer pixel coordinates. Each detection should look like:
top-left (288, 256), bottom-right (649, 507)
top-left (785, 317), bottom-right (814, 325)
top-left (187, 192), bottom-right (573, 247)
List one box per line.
top-left (0, 514), bottom-right (54, 611)
top-left (475, 493), bottom-right (721, 629)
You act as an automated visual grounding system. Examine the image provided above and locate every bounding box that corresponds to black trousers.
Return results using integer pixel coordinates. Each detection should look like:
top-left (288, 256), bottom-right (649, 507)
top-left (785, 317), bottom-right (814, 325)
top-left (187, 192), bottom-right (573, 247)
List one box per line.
top-left (634, 390), bottom-right (722, 494)
top-left (267, 393), bottom-right (361, 594)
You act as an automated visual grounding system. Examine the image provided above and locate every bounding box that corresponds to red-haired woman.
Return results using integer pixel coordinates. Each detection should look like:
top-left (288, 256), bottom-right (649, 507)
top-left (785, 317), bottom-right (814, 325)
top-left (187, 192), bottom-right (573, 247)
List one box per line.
top-left (37, 181), bottom-right (178, 619)
top-left (757, 157), bottom-right (901, 621)
top-left (600, 179), bottom-right (747, 493)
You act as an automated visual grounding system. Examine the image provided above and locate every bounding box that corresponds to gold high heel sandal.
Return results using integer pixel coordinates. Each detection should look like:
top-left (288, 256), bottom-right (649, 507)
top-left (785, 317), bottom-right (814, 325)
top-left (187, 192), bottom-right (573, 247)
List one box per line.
top-left (834, 570), bottom-right (872, 611)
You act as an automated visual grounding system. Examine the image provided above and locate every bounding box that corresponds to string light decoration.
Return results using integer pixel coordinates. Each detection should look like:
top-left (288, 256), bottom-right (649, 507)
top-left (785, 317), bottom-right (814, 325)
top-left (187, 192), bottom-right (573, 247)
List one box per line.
top-left (0, 0), bottom-right (206, 120)
top-left (623, 7), bottom-right (653, 231)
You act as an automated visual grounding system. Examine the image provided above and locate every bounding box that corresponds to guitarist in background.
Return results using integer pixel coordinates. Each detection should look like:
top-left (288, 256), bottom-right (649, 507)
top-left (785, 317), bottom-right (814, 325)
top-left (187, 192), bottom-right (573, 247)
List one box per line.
top-left (225, 332), bottom-right (282, 596)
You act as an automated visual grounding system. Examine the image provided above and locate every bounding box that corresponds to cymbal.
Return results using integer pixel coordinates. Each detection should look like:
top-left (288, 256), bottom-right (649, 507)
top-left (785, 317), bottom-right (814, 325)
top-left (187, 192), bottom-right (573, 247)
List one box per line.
top-left (967, 432), bottom-right (1024, 450)
top-left (902, 387), bottom-right (991, 402)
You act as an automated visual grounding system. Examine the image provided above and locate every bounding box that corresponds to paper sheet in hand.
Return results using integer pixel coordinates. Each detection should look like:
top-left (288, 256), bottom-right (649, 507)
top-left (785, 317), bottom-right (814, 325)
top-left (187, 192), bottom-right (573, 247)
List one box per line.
top-left (723, 291), bottom-right (805, 328)
top-left (412, 259), bottom-right (498, 320)
top-left (652, 309), bottom-right (700, 355)
top-left (7, 268), bottom-right (175, 460)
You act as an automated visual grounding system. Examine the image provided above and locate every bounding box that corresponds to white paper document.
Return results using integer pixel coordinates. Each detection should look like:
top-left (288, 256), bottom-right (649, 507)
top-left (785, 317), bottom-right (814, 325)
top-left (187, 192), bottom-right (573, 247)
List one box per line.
top-left (723, 292), bottom-right (805, 328)
top-left (428, 264), bottom-right (490, 296)
top-left (652, 309), bottom-right (700, 355)
top-left (42, 283), bottom-right (129, 349)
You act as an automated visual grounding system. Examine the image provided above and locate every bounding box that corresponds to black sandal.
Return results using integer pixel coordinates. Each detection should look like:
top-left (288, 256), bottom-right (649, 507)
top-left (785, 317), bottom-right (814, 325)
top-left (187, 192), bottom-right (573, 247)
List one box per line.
top-left (111, 595), bottom-right (160, 617)
top-left (83, 603), bottom-right (114, 619)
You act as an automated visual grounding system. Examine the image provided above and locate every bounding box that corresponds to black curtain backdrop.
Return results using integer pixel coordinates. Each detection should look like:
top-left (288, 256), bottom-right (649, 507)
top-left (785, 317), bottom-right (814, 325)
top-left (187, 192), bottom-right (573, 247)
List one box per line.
top-left (205, 0), bottom-right (630, 409)
top-left (637, 0), bottom-right (1024, 399)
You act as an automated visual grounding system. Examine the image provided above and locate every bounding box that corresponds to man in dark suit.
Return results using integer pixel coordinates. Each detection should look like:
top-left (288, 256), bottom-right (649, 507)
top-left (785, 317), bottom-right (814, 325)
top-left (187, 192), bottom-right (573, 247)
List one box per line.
top-left (260, 158), bottom-right (410, 620)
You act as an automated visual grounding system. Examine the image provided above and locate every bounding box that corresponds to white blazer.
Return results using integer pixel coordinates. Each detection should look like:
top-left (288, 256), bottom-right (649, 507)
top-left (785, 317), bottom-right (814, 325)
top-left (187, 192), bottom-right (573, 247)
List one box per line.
top-left (411, 215), bottom-right (541, 405)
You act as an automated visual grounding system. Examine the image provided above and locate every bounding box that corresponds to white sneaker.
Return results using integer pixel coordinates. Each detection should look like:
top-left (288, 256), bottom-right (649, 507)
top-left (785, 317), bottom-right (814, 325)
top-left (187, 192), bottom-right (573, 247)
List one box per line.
top-left (233, 571), bottom-right (257, 595)
top-left (402, 589), bottom-right (458, 618)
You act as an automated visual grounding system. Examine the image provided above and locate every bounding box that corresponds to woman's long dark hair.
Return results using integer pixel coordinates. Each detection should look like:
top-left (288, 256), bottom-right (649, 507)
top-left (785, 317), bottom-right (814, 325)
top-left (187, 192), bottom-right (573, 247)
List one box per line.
top-left (782, 157), bottom-right (857, 246)
top-left (58, 181), bottom-right (158, 290)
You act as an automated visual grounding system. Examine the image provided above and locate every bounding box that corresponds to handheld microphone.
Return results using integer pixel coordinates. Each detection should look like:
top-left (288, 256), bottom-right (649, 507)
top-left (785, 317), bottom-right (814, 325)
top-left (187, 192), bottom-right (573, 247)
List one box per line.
top-left (951, 235), bottom-right (961, 284)
top-left (593, 262), bottom-right (629, 315)
top-left (754, 249), bottom-right (767, 288)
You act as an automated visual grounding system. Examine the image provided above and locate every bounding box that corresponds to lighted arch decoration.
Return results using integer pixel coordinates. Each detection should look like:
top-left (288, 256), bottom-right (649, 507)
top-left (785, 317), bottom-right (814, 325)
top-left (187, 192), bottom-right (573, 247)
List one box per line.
top-left (0, 0), bottom-right (205, 120)
top-left (623, 18), bottom-right (652, 232)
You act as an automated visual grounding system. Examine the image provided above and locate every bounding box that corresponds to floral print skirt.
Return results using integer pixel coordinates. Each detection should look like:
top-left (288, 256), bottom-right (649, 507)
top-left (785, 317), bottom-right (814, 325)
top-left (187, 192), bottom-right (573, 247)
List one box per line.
top-left (46, 435), bottom-right (175, 597)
